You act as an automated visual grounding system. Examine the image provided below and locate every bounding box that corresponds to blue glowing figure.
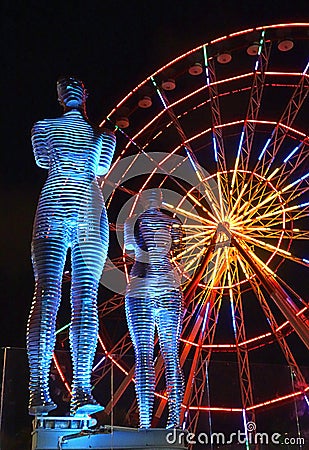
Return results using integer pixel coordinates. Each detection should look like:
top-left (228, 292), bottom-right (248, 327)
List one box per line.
top-left (27, 77), bottom-right (116, 416)
top-left (124, 190), bottom-right (184, 429)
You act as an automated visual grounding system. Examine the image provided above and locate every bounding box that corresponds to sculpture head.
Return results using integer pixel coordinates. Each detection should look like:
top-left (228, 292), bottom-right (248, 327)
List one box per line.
top-left (57, 76), bottom-right (87, 113)
top-left (140, 189), bottom-right (163, 210)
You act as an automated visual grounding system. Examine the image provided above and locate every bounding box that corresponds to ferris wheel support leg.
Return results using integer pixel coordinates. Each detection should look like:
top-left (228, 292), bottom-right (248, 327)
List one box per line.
top-left (233, 238), bottom-right (309, 350)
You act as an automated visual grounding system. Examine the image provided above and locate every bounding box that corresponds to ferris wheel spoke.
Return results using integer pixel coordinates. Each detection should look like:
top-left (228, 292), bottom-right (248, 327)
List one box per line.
top-left (247, 275), bottom-right (308, 388)
top-left (232, 229), bottom-right (309, 267)
top-left (150, 75), bottom-right (224, 221)
top-left (235, 198), bottom-right (309, 227)
top-left (181, 275), bottom-right (225, 431)
top-left (244, 227), bottom-right (309, 240)
top-left (179, 241), bottom-right (216, 275)
top-left (251, 211), bottom-right (308, 230)
top-left (235, 186), bottom-right (281, 225)
top-left (255, 65), bottom-right (309, 178)
top-left (203, 48), bottom-right (226, 174)
top-left (267, 139), bottom-right (309, 187)
top-left (182, 229), bottom-right (215, 242)
top-left (230, 174), bottom-right (271, 220)
top-left (106, 127), bottom-right (223, 223)
top-left (280, 185), bottom-right (309, 208)
top-left (177, 236), bottom-right (212, 260)
top-left (193, 246), bottom-right (226, 289)
top-left (162, 201), bottom-right (214, 225)
top-left (231, 31), bottom-right (271, 197)
top-left (233, 237), bottom-right (309, 348)
top-left (223, 250), bottom-right (256, 421)
top-left (203, 48), bottom-right (230, 218)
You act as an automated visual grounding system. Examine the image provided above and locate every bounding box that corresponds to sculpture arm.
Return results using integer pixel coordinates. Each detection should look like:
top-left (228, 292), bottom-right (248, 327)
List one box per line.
top-left (31, 121), bottom-right (50, 169)
top-left (97, 129), bottom-right (117, 176)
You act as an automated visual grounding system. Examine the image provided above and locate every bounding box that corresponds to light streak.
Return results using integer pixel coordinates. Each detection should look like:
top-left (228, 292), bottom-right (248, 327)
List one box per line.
top-left (258, 137), bottom-right (272, 160)
top-left (183, 246), bottom-right (209, 272)
top-left (283, 172), bottom-right (309, 191)
top-left (283, 143), bottom-right (302, 163)
top-left (302, 60), bottom-right (309, 75)
top-left (201, 302), bottom-right (210, 336)
top-left (98, 336), bottom-right (129, 376)
top-left (233, 230), bottom-right (291, 256)
top-left (92, 356), bottom-right (106, 371)
top-left (177, 236), bottom-right (210, 259)
top-left (55, 323), bottom-right (70, 335)
top-left (212, 135), bottom-right (218, 162)
top-left (162, 201), bottom-right (215, 225)
top-left (203, 45), bottom-right (210, 86)
top-left (151, 76), bottom-right (168, 108)
top-left (246, 387), bottom-right (309, 411)
top-left (189, 406), bottom-right (243, 412)
top-left (242, 409), bottom-right (250, 450)
top-left (186, 147), bottom-right (203, 182)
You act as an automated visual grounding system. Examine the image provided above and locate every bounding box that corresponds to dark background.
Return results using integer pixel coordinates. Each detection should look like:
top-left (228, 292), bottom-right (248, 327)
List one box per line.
top-left (1, 0), bottom-right (308, 348)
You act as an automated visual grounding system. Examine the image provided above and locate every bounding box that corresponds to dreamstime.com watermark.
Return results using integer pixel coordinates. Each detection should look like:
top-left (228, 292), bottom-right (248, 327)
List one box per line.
top-left (166, 422), bottom-right (306, 446)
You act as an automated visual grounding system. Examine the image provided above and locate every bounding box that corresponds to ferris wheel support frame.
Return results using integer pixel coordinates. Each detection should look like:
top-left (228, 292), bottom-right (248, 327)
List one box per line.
top-left (233, 237), bottom-right (309, 348)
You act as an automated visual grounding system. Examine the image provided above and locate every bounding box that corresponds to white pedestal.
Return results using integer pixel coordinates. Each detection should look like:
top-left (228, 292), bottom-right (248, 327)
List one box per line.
top-left (31, 416), bottom-right (188, 450)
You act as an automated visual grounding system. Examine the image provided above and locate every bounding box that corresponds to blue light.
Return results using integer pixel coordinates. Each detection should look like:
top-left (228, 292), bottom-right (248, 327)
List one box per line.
top-left (213, 134), bottom-right (218, 162)
top-left (237, 130), bottom-right (245, 158)
top-left (290, 172), bottom-right (309, 187)
top-left (258, 137), bottom-right (272, 160)
top-left (151, 76), bottom-right (168, 109)
top-left (258, 30), bottom-right (265, 56)
top-left (124, 193), bottom-right (184, 429)
top-left (298, 201), bottom-right (309, 208)
top-left (230, 300), bottom-right (237, 335)
top-left (185, 146), bottom-right (200, 175)
top-left (283, 144), bottom-right (301, 163)
top-left (201, 302), bottom-right (210, 335)
top-left (203, 45), bottom-right (210, 86)
top-left (301, 172), bottom-right (309, 181)
top-left (254, 30), bottom-right (265, 71)
top-left (303, 259), bottom-right (309, 264)
top-left (27, 77), bottom-right (116, 416)
top-left (303, 60), bottom-right (309, 75)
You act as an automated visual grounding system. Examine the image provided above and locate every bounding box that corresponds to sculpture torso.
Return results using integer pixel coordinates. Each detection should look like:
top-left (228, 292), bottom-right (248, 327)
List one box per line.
top-left (128, 209), bottom-right (182, 295)
top-left (32, 110), bottom-right (115, 236)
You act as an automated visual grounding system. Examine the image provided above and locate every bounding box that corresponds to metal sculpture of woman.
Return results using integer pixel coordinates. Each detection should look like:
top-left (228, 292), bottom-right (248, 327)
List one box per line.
top-left (124, 190), bottom-right (184, 429)
top-left (27, 77), bottom-right (116, 416)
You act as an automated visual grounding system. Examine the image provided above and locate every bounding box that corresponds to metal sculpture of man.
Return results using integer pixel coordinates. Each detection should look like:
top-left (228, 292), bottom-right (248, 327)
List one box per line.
top-left (124, 190), bottom-right (184, 429)
top-left (27, 76), bottom-right (116, 416)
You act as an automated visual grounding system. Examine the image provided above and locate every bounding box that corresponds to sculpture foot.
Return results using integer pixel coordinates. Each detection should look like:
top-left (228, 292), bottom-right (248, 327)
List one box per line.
top-left (70, 391), bottom-right (104, 416)
top-left (29, 401), bottom-right (57, 416)
top-left (166, 421), bottom-right (181, 429)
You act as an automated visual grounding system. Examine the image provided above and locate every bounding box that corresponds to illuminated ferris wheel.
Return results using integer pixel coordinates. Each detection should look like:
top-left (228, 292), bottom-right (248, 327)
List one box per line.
top-left (55, 23), bottom-right (309, 436)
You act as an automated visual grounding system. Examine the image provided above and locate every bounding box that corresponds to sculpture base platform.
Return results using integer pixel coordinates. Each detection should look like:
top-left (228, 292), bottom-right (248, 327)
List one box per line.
top-left (31, 416), bottom-right (188, 450)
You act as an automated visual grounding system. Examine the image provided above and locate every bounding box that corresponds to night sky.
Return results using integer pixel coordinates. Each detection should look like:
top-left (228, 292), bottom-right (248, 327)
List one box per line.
top-left (1, 0), bottom-right (308, 349)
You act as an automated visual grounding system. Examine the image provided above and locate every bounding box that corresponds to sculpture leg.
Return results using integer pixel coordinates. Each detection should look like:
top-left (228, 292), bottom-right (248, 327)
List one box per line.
top-left (157, 292), bottom-right (184, 428)
top-left (125, 296), bottom-right (156, 428)
top-left (27, 236), bottom-right (67, 415)
top-left (69, 225), bottom-right (107, 415)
